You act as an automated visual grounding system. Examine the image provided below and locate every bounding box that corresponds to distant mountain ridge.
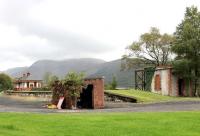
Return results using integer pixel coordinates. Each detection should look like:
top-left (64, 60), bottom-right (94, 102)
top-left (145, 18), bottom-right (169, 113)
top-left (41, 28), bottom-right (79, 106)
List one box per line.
top-left (4, 67), bottom-right (29, 77)
top-left (5, 58), bottom-right (105, 79)
top-left (4, 58), bottom-right (139, 88)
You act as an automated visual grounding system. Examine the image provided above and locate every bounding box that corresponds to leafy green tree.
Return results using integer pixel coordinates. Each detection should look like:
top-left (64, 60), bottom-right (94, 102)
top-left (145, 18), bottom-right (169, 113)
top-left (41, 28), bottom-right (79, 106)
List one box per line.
top-left (123, 27), bottom-right (174, 67)
top-left (172, 6), bottom-right (200, 96)
top-left (50, 72), bottom-right (84, 109)
top-left (43, 72), bottom-right (52, 86)
top-left (111, 75), bottom-right (117, 90)
top-left (104, 75), bottom-right (118, 90)
top-left (0, 73), bottom-right (13, 91)
top-left (64, 72), bottom-right (85, 109)
top-left (43, 72), bottom-right (59, 87)
top-left (48, 75), bottom-right (59, 87)
top-left (64, 72), bottom-right (84, 106)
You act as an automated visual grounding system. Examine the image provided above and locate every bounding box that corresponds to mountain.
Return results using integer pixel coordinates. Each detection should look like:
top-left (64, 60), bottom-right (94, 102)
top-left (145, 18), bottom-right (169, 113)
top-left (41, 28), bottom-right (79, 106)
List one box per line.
top-left (5, 58), bottom-right (106, 79)
top-left (88, 59), bottom-right (141, 88)
top-left (4, 58), bottom-right (142, 88)
top-left (4, 67), bottom-right (28, 77)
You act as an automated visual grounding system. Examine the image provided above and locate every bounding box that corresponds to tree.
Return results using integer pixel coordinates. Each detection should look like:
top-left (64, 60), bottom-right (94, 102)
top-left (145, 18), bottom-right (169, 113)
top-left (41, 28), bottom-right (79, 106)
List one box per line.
top-left (48, 75), bottom-right (59, 87)
top-left (43, 72), bottom-right (59, 88)
top-left (50, 72), bottom-right (84, 109)
top-left (64, 72), bottom-right (84, 109)
top-left (172, 6), bottom-right (200, 96)
top-left (43, 72), bottom-right (52, 86)
top-left (0, 73), bottom-right (13, 91)
top-left (124, 27), bottom-right (174, 67)
top-left (111, 75), bottom-right (117, 90)
top-left (104, 75), bottom-right (118, 90)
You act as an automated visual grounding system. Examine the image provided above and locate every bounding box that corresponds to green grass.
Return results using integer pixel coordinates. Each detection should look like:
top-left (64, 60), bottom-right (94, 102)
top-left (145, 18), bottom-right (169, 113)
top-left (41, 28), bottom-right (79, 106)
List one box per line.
top-left (0, 112), bottom-right (200, 136)
top-left (106, 89), bottom-right (200, 103)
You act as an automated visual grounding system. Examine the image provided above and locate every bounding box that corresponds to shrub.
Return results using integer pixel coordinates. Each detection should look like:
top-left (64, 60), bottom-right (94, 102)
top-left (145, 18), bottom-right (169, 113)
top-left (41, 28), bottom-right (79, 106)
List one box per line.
top-left (0, 73), bottom-right (13, 92)
top-left (50, 72), bottom-right (84, 109)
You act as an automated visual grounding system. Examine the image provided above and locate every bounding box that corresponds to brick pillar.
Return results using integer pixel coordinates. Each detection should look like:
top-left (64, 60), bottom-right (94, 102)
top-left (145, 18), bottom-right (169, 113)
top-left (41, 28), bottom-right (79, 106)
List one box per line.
top-left (168, 68), bottom-right (172, 96)
top-left (84, 77), bottom-right (104, 109)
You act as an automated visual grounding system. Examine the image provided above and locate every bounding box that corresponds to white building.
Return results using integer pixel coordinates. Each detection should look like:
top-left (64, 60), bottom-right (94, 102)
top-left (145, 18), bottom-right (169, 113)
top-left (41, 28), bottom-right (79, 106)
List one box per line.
top-left (13, 72), bottom-right (43, 91)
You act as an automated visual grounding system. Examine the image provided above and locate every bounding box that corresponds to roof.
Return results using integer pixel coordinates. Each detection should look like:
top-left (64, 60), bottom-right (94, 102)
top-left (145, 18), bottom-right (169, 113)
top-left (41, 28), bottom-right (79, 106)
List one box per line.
top-left (155, 66), bottom-right (173, 71)
top-left (84, 76), bottom-right (104, 80)
top-left (14, 73), bottom-right (42, 82)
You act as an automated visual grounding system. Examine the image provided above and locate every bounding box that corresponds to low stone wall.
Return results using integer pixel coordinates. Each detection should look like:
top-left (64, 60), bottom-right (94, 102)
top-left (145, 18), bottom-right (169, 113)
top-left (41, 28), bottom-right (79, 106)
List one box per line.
top-left (5, 90), bottom-right (52, 98)
top-left (104, 91), bottom-right (137, 103)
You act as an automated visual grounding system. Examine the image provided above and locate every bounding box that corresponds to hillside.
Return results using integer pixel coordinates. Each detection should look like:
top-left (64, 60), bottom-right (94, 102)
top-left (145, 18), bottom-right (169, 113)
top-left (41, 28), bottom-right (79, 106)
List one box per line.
top-left (88, 59), bottom-right (136, 88)
top-left (4, 67), bottom-right (28, 77)
top-left (6, 58), bottom-right (105, 79)
top-left (4, 58), bottom-right (142, 88)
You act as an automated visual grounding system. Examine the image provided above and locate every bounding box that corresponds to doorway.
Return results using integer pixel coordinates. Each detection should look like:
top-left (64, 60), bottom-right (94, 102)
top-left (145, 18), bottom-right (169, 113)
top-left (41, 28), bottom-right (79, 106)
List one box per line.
top-left (78, 84), bottom-right (93, 109)
top-left (178, 79), bottom-right (184, 96)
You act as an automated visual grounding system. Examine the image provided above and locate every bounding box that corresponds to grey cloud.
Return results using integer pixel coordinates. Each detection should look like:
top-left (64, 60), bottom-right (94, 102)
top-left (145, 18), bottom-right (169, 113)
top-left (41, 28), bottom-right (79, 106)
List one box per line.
top-left (0, 0), bottom-right (42, 24)
top-left (0, 0), bottom-right (112, 61)
top-left (19, 22), bottom-right (111, 53)
top-left (0, 51), bottom-right (22, 61)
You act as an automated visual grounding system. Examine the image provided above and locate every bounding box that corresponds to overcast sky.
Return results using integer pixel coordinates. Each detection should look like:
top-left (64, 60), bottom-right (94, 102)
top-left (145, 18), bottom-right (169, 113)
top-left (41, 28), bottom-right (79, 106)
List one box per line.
top-left (0, 0), bottom-right (200, 71)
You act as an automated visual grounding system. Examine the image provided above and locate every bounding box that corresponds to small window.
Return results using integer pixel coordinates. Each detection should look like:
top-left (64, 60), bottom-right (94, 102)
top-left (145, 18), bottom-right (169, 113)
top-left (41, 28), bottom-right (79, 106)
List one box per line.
top-left (155, 74), bottom-right (161, 91)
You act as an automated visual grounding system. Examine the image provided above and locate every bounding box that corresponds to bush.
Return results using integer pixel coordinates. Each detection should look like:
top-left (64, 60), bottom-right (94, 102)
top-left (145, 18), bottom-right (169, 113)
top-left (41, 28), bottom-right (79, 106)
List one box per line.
top-left (105, 84), bottom-right (112, 90)
top-left (105, 75), bottom-right (118, 90)
top-left (50, 72), bottom-right (84, 108)
top-left (0, 73), bottom-right (13, 92)
top-left (111, 75), bottom-right (117, 90)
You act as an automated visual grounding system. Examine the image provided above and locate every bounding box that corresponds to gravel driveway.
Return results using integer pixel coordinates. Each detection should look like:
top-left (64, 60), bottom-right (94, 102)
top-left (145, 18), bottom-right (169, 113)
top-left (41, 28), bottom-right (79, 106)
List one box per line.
top-left (0, 94), bottom-right (200, 113)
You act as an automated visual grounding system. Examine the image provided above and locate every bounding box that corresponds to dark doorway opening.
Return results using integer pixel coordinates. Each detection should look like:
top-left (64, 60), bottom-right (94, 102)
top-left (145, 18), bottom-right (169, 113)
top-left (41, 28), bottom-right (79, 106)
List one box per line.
top-left (34, 82), bottom-right (37, 88)
top-left (178, 79), bottom-right (184, 96)
top-left (27, 82), bottom-right (30, 88)
top-left (78, 84), bottom-right (93, 109)
top-left (61, 98), bottom-right (67, 109)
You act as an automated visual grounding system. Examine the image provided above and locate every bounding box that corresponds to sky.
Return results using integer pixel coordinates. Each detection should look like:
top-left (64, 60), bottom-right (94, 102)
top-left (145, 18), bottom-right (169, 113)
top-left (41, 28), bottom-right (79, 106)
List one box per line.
top-left (0, 0), bottom-right (200, 71)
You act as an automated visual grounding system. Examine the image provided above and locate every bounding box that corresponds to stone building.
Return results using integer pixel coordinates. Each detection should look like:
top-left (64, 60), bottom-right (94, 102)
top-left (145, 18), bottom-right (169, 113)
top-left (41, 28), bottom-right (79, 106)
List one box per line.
top-left (13, 72), bottom-right (42, 91)
top-left (151, 66), bottom-right (193, 97)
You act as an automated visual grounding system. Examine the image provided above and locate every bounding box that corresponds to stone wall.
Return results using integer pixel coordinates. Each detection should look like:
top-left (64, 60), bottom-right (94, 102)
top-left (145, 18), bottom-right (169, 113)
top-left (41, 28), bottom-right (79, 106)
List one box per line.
top-left (151, 67), bottom-right (194, 97)
top-left (151, 67), bottom-right (178, 96)
top-left (151, 68), bottom-right (169, 95)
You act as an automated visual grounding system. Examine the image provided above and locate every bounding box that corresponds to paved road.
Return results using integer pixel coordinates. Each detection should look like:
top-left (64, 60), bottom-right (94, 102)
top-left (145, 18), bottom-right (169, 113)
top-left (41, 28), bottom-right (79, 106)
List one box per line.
top-left (0, 94), bottom-right (200, 113)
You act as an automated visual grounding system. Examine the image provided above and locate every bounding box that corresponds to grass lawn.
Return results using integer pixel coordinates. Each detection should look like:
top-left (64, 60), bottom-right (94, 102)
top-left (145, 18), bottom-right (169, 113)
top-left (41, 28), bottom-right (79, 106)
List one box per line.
top-left (0, 112), bottom-right (200, 136)
top-left (105, 89), bottom-right (200, 103)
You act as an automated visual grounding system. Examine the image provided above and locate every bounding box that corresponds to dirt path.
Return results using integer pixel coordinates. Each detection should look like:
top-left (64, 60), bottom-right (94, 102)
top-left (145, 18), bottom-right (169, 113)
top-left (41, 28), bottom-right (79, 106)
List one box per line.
top-left (0, 94), bottom-right (199, 113)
